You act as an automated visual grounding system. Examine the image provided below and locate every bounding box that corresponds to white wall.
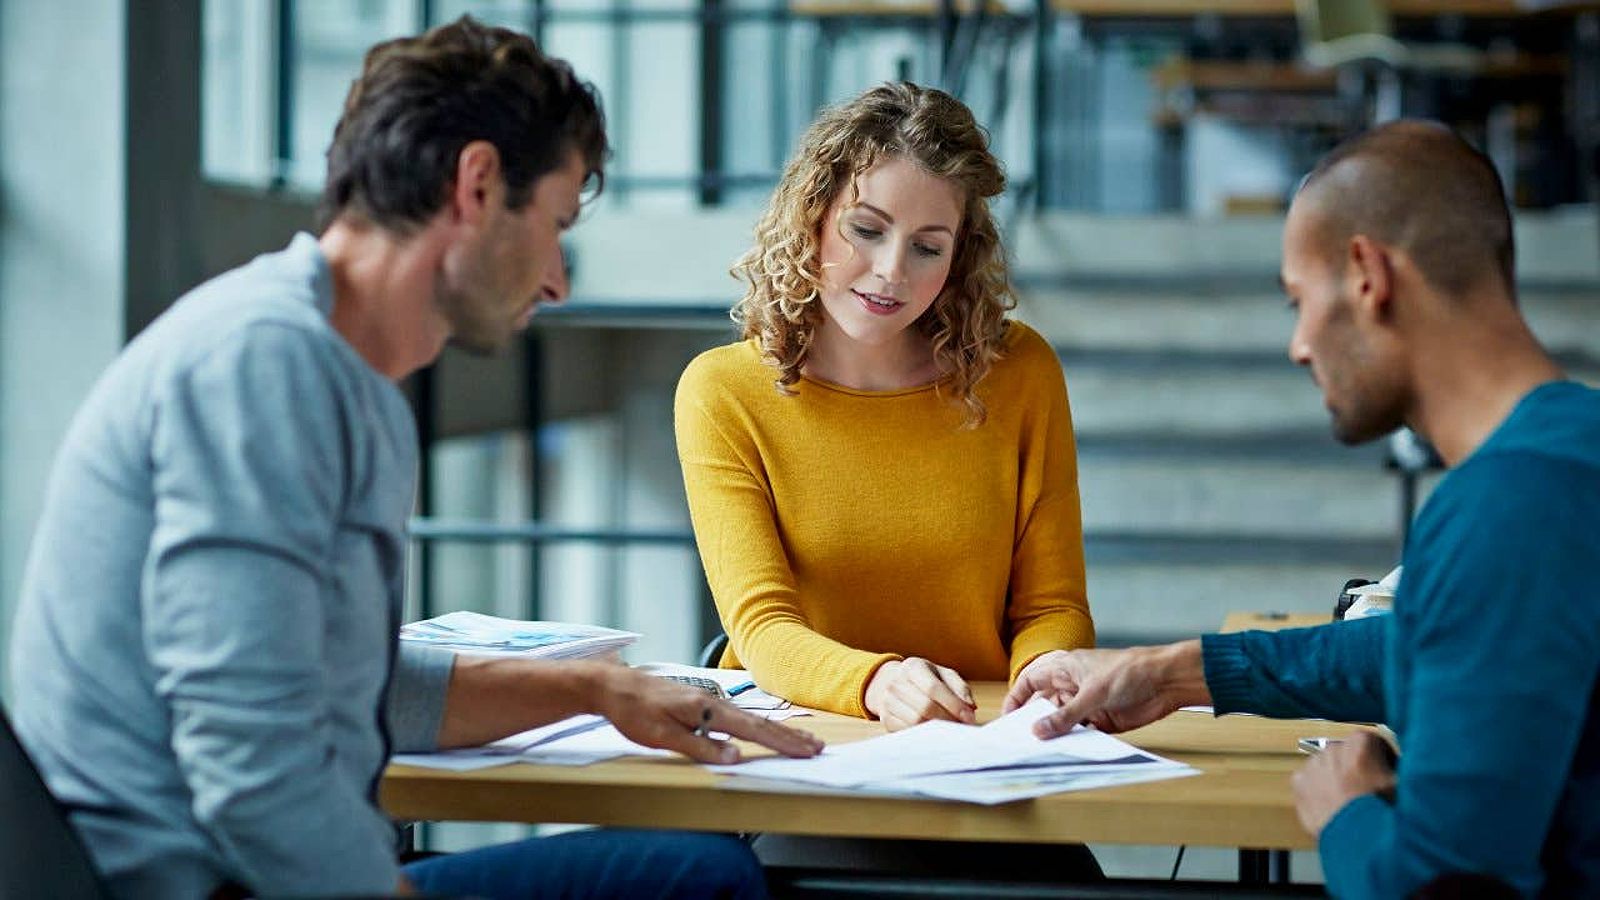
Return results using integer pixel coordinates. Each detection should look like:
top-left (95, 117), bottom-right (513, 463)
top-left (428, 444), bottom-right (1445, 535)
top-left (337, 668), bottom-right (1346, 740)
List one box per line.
top-left (0, 1), bottom-right (126, 696)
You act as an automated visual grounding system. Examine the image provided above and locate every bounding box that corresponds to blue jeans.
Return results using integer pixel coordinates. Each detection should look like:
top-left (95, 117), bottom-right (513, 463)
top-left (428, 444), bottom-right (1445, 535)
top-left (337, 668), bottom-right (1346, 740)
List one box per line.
top-left (403, 828), bottom-right (765, 900)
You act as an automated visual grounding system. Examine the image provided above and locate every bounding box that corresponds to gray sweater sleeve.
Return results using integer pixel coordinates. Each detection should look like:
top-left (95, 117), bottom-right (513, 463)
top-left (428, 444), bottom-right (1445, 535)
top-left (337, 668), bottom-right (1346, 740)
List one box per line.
top-left (144, 324), bottom-right (401, 894)
top-left (388, 644), bottom-right (455, 752)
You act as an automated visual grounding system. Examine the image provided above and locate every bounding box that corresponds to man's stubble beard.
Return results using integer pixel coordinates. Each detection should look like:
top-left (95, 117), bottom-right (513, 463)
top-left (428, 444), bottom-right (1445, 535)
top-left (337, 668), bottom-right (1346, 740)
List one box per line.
top-left (434, 266), bottom-right (512, 357)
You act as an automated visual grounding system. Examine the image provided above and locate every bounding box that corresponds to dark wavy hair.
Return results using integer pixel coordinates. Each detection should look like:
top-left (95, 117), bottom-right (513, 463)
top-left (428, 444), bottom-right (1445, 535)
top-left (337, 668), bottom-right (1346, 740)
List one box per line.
top-left (318, 15), bottom-right (608, 232)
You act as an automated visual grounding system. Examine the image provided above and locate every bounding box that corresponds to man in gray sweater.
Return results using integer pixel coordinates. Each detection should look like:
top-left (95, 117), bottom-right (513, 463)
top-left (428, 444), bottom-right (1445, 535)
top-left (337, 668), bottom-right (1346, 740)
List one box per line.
top-left (7, 17), bottom-right (819, 900)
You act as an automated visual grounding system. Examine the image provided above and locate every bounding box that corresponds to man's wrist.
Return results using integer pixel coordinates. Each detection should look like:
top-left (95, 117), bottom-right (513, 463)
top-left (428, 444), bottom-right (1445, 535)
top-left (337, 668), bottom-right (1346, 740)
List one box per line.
top-left (1146, 640), bottom-right (1212, 708)
top-left (462, 655), bottom-right (602, 719)
top-left (567, 659), bottom-right (618, 717)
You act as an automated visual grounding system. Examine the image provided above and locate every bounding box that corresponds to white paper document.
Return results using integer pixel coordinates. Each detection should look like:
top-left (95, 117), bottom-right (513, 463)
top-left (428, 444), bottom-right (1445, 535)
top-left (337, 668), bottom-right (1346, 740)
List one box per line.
top-left (390, 690), bottom-right (1195, 805)
top-left (486, 714), bottom-right (610, 753)
top-left (709, 698), bottom-right (1195, 802)
top-left (390, 751), bottom-right (527, 772)
top-left (874, 761), bottom-right (1200, 805)
top-left (393, 722), bottom-right (669, 770)
top-left (711, 698), bottom-right (1118, 786)
top-left (520, 724), bottom-right (676, 764)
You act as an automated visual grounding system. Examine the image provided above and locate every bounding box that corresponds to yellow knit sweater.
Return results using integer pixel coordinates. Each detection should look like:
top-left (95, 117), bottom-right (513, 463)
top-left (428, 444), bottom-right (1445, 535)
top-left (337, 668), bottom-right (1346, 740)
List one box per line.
top-left (673, 321), bottom-right (1093, 717)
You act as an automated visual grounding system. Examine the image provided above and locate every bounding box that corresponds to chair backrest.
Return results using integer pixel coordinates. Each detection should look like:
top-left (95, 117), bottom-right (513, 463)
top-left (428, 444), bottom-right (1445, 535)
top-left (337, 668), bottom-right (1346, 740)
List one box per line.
top-left (0, 706), bottom-right (112, 900)
top-left (1296, 0), bottom-right (1393, 46)
top-left (696, 631), bottom-right (730, 669)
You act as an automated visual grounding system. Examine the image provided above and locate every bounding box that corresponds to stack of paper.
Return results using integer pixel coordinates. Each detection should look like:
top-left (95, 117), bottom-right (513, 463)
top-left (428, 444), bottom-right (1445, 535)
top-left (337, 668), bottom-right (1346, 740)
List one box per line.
top-left (400, 611), bottom-right (639, 660)
top-left (711, 698), bottom-right (1197, 805)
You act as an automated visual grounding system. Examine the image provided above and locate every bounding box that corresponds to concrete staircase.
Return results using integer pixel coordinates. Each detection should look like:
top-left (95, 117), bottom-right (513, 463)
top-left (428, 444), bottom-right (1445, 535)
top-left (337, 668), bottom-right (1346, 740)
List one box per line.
top-left (1017, 294), bottom-right (1419, 644)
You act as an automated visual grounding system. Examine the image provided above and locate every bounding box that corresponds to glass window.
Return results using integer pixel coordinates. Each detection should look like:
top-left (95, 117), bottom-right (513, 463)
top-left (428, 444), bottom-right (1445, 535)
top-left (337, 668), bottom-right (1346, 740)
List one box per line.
top-left (438, 1), bottom-right (706, 209)
top-left (202, 0), bottom-right (276, 184)
top-left (201, 0), bottom-right (1041, 210)
top-left (290, 0), bottom-right (421, 188)
top-left (432, 0), bottom-right (541, 31)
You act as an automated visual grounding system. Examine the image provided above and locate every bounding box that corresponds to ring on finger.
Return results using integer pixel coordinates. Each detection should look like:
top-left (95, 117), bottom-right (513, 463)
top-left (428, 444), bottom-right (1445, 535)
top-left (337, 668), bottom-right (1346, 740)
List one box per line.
top-left (690, 706), bottom-right (712, 738)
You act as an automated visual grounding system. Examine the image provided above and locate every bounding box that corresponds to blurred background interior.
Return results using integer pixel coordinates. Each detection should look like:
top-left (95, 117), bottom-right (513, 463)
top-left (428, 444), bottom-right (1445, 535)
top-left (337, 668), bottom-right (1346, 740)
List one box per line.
top-left (2, 0), bottom-right (1598, 879)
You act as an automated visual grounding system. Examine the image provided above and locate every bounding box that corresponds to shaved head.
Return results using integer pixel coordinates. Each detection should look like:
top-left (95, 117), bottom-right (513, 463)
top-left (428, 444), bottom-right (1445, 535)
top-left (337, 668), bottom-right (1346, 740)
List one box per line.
top-left (1297, 120), bottom-right (1514, 299)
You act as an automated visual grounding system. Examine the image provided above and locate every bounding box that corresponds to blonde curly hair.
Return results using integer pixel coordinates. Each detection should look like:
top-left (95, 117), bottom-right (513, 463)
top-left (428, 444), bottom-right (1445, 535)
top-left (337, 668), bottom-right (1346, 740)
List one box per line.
top-left (731, 82), bottom-right (1014, 426)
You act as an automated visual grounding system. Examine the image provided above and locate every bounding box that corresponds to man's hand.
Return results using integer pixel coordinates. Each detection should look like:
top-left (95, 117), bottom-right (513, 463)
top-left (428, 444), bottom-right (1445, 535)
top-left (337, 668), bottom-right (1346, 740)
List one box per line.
top-left (1290, 731), bottom-right (1397, 837)
top-left (864, 657), bottom-right (977, 731)
top-left (591, 666), bottom-right (823, 764)
top-left (1003, 642), bottom-right (1211, 739)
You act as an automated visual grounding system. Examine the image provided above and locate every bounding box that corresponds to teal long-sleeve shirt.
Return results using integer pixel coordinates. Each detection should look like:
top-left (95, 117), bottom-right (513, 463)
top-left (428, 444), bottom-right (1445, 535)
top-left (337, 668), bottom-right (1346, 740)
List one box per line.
top-left (1201, 381), bottom-right (1600, 898)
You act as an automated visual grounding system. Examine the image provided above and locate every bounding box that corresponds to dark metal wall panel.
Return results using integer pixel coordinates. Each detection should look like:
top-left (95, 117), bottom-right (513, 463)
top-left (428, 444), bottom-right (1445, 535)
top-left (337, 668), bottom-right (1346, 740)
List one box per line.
top-left (124, 0), bottom-right (205, 340)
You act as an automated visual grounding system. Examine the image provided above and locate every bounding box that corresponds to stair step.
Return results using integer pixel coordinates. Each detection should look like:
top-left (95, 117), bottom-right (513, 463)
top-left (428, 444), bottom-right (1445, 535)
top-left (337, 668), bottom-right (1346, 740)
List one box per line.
top-left (1084, 531), bottom-right (1397, 567)
top-left (1056, 346), bottom-right (1598, 436)
top-left (1054, 342), bottom-right (1600, 377)
top-left (1077, 428), bottom-right (1387, 463)
top-left (1064, 364), bottom-right (1327, 435)
top-left (1079, 458), bottom-right (1432, 539)
top-left (1015, 271), bottom-right (1600, 298)
top-left (1083, 554), bottom-right (1396, 644)
top-left (1017, 282), bottom-right (1600, 358)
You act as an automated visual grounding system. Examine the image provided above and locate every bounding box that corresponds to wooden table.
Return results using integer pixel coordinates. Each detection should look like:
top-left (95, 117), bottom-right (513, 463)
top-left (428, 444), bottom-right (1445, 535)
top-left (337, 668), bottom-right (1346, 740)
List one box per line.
top-left (1222, 611), bottom-right (1334, 633)
top-left (382, 683), bottom-right (1370, 853)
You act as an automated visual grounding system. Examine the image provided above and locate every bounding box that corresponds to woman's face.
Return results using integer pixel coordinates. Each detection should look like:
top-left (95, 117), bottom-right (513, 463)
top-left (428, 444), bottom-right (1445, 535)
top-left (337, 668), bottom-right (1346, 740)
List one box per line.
top-left (815, 157), bottom-right (963, 353)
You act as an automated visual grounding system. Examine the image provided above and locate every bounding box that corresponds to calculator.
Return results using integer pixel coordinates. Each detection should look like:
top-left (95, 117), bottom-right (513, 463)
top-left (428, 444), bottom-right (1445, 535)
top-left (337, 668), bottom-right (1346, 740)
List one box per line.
top-left (659, 674), bottom-right (727, 700)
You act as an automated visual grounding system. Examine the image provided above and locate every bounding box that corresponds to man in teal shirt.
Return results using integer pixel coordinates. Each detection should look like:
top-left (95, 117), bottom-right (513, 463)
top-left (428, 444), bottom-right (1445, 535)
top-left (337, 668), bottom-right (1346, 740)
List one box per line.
top-left (1008, 121), bottom-right (1600, 897)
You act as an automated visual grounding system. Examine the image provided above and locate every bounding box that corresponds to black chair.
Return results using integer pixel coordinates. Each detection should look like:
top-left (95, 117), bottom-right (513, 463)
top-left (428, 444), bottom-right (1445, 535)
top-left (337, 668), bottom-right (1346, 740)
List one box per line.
top-left (0, 705), bottom-right (112, 899)
top-left (1, 705), bottom-right (443, 900)
top-left (697, 632), bottom-right (729, 669)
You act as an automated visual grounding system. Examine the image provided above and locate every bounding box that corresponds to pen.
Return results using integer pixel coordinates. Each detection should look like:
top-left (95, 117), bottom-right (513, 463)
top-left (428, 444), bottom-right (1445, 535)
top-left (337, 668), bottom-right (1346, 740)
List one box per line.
top-left (1298, 735), bottom-right (1400, 805)
top-left (1298, 737), bottom-right (1340, 754)
top-left (727, 681), bottom-right (757, 697)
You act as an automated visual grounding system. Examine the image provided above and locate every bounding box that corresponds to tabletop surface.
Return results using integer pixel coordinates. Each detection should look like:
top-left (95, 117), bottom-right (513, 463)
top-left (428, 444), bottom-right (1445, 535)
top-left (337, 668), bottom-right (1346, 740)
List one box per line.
top-left (383, 681), bottom-right (1369, 849)
top-left (1222, 611), bottom-right (1334, 633)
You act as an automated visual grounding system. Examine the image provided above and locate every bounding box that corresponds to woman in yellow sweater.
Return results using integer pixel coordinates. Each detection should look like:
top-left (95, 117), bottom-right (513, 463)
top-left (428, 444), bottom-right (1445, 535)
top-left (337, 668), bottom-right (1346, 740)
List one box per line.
top-left (675, 82), bottom-right (1093, 730)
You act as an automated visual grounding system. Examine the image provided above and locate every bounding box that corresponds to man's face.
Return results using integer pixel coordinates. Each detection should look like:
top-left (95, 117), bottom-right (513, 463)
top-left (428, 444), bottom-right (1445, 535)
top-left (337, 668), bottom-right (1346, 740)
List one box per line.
top-left (437, 150), bottom-right (585, 355)
top-left (1281, 199), bottom-right (1408, 445)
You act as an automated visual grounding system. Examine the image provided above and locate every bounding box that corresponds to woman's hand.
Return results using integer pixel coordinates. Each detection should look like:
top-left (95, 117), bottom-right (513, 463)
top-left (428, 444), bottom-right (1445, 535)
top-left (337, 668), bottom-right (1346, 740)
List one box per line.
top-left (863, 657), bottom-right (976, 731)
